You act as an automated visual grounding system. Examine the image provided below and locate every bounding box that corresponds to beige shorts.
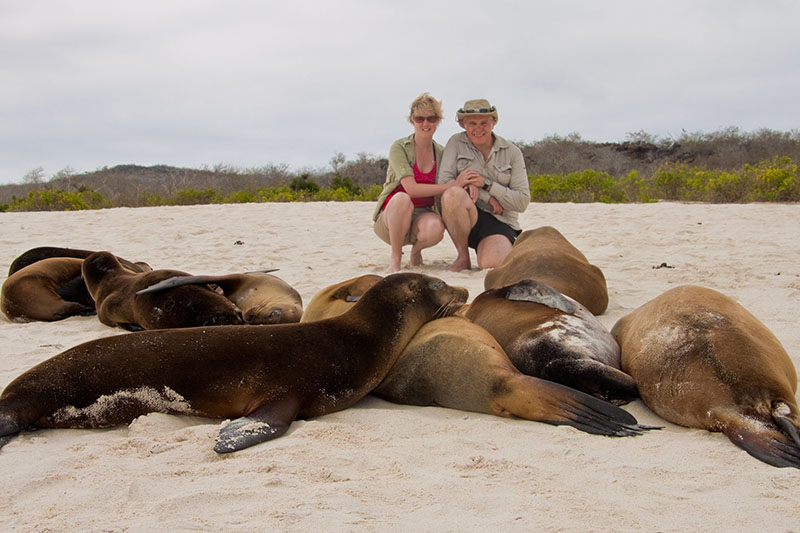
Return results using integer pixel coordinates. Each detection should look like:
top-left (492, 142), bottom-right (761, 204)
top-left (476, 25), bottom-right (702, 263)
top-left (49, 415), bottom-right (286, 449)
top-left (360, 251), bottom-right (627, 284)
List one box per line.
top-left (373, 207), bottom-right (437, 246)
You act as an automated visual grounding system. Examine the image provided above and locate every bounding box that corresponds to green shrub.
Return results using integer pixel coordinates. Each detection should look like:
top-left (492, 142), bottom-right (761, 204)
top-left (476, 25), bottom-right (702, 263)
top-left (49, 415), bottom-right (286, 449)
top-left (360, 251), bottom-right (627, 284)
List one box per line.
top-left (7, 187), bottom-right (108, 211)
top-left (289, 174), bottom-right (319, 194)
top-left (170, 188), bottom-right (221, 205)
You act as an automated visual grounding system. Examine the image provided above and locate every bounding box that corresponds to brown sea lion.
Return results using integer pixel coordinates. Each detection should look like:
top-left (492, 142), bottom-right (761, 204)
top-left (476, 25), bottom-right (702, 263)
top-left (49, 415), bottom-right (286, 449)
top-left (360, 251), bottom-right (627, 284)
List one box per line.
top-left (611, 285), bottom-right (800, 468)
top-left (1, 257), bottom-right (95, 322)
top-left (82, 251), bottom-right (242, 330)
top-left (8, 246), bottom-right (152, 276)
top-left (137, 271), bottom-right (302, 324)
top-left (301, 274), bottom-right (383, 322)
top-left (483, 226), bottom-right (609, 315)
top-left (0, 273), bottom-right (468, 453)
top-left (303, 275), bottom-right (651, 436)
top-left (465, 279), bottom-right (638, 404)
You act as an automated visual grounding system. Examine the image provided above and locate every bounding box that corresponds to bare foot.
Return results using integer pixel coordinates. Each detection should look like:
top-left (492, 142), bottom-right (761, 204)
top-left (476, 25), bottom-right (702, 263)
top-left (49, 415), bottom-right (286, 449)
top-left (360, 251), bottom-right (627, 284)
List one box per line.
top-left (409, 250), bottom-right (423, 267)
top-left (446, 256), bottom-right (471, 272)
top-left (387, 254), bottom-right (402, 273)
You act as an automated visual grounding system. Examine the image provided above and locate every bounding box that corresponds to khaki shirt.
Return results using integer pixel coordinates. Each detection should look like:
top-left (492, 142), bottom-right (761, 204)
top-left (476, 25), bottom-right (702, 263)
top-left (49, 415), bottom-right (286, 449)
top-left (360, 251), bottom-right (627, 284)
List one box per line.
top-left (438, 132), bottom-right (530, 230)
top-left (372, 134), bottom-right (445, 221)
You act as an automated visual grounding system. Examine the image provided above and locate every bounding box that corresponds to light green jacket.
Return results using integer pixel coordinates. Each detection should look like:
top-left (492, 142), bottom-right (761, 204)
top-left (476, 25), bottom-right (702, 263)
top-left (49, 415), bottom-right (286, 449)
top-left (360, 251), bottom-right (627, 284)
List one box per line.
top-left (372, 134), bottom-right (445, 221)
top-left (438, 132), bottom-right (530, 230)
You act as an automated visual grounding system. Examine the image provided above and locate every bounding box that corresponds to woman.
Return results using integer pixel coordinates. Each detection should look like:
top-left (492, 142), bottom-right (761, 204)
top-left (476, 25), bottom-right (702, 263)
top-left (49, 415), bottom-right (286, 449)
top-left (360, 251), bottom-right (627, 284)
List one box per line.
top-left (373, 93), bottom-right (478, 272)
top-left (438, 98), bottom-right (530, 271)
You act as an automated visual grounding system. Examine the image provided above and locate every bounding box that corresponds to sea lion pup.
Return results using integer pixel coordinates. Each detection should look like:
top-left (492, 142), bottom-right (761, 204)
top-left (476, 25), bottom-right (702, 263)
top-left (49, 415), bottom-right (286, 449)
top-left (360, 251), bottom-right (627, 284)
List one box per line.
top-left (82, 251), bottom-right (242, 330)
top-left (0, 273), bottom-right (468, 454)
top-left (611, 285), bottom-right (800, 468)
top-left (464, 279), bottom-right (638, 405)
top-left (8, 246), bottom-right (151, 275)
top-left (1, 257), bottom-right (95, 322)
top-left (303, 276), bottom-right (650, 436)
top-left (483, 226), bottom-right (609, 315)
top-left (137, 271), bottom-right (302, 324)
top-left (301, 274), bottom-right (383, 322)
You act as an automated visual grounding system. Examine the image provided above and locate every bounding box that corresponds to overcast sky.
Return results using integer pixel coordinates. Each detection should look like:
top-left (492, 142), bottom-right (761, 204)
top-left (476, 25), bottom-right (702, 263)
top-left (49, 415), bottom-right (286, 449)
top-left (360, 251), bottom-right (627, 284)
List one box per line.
top-left (1, 0), bottom-right (798, 184)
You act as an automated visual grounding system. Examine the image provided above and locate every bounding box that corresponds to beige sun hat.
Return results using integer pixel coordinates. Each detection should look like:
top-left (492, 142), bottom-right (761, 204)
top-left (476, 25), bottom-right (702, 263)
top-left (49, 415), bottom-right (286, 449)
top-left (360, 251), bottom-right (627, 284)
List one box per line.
top-left (456, 98), bottom-right (498, 124)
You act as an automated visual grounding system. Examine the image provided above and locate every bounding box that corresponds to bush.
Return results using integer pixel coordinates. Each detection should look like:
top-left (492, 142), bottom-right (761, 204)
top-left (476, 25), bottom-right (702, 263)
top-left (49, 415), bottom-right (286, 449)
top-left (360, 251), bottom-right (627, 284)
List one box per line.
top-left (7, 186), bottom-right (108, 211)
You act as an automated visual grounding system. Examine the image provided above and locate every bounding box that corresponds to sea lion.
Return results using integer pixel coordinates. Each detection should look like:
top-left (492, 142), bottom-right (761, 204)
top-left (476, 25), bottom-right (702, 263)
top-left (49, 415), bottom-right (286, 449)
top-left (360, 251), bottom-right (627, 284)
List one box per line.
top-left (483, 226), bottom-right (609, 315)
top-left (1, 257), bottom-right (95, 322)
top-left (137, 271), bottom-right (302, 324)
top-left (82, 251), bottom-right (242, 330)
top-left (303, 275), bottom-right (651, 436)
top-left (8, 246), bottom-right (152, 276)
top-left (464, 279), bottom-right (638, 404)
top-left (0, 273), bottom-right (468, 453)
top-left (301, 274), bottom-right (383, 322)
top-left (611, 285), bottom-right (800, 468)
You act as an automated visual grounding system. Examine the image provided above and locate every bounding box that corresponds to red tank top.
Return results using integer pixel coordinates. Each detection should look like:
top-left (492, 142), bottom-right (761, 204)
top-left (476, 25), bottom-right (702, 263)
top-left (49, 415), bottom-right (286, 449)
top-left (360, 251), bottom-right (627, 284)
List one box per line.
top-left (382, 161), bottom-right (437, 210)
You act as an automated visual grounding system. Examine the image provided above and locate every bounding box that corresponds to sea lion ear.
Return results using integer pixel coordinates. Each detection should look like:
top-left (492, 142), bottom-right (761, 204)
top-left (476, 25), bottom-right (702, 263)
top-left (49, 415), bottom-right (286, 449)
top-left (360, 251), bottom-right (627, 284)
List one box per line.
top-left (505, 279), bottom-right (576, 314)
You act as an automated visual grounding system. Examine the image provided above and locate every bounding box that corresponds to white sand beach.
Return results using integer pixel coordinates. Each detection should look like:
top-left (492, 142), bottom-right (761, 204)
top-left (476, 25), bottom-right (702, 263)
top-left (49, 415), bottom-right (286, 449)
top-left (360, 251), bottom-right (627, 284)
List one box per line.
top-left (1, 201), bottom-right (799, 532)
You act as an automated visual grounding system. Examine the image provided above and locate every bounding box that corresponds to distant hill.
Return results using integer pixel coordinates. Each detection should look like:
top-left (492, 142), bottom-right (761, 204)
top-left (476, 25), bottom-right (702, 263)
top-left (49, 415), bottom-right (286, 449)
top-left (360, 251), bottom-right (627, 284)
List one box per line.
top-left (2, 128), bottom-right (798, 206)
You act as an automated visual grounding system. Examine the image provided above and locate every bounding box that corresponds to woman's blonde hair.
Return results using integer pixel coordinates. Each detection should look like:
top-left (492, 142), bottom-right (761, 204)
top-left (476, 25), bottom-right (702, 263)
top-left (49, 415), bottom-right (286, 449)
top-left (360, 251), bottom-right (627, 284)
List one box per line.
top-left (408, 92), bottom-right (443, 123)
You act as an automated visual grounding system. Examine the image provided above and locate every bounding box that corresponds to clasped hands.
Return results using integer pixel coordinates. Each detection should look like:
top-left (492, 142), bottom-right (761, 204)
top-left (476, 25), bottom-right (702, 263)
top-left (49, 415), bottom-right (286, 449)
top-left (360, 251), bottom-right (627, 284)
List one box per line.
top-left (455, 168), bottom-right (504, 215)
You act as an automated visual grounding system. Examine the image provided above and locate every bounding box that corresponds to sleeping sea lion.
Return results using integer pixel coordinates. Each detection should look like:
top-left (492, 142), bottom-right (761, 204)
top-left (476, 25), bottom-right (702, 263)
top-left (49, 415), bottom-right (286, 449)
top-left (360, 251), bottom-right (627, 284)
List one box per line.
top-left (483, 226), bottom-right (609, 315)
top-left (611, 284), bottom-right (800, 468)
top-left (82, 251), bottom-right (242, 330)
top-left (137, 271), bottom-right (302, 324)
top-left (465, 279), bottom-right (638, 404)
top-left (301, 274), bottom-right (384, 322)
top-left (304, 275), bottom-right (651, 436)
top-left (0, 273), bottom-right (468, 453)
top-left (8, 246), bottom-right (151, 276)
top-left (1, 257), bottom-right (95, 322)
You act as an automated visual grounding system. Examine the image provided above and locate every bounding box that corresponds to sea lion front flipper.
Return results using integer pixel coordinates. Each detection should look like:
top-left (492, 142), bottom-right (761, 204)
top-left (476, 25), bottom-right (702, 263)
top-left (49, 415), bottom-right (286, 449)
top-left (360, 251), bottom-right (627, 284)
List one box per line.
top-left (539, 358), bottom-right (639, 405)
top-left (137, 270), bottom-right (279, 296)
top-left (505, 280), bottom-right (575, 314)
top-left (214, 396), bottom-right (302, 454)
top-left (136, 275), bottom-right (217, 295)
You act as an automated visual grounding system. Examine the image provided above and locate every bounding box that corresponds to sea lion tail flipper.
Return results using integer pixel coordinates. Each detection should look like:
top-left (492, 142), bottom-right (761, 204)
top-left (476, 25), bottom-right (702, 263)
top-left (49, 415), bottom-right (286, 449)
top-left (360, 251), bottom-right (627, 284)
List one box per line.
top-left (214, 396), bottom-right (302, 454)
top-left (720, 412), bottom-right (800, 469)
top-left (503, 376), bottom-right (659, 437)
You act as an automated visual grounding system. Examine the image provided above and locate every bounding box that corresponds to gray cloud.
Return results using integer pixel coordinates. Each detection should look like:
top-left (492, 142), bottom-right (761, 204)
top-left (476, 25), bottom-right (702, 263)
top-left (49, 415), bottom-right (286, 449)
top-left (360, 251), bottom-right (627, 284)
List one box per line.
top-left (1, 0), bottom-right (798, 183)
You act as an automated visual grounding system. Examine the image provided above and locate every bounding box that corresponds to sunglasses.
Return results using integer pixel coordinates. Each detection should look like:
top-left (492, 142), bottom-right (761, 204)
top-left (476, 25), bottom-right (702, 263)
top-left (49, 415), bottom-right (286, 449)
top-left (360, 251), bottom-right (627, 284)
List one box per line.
top-left (413, 115), bottom-right (440, 124)
top-left (459, 106), bottom-right (496, 114)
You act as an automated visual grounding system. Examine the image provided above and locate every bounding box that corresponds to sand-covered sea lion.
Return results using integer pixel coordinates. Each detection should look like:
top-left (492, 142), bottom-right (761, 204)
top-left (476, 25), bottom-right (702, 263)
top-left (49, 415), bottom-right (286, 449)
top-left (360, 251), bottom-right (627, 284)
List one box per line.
top-left (1, 257), bottom-right (95, 322)
top-left (483, 226), bottom-right (609, 315)
top-left (0, 273), bottom-right (468, 453)
top-left (137, 271), bottom-right (302, 324)
top-left (303, 275), bottom-right (650, 436)
top-left (8, 246), bottom-right (151, 276)
top-left (465, 279), bottom-right (638, 404)
top-left (82, 251), bottom-right (242, 330)
top-left (611, 285), bottom-right (800, 468)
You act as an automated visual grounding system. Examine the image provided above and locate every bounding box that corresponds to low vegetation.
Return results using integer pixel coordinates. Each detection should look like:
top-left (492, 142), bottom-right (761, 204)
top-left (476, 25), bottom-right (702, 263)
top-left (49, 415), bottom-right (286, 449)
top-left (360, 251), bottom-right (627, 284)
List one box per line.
top-left (2, 128), bottom-right (798, 212)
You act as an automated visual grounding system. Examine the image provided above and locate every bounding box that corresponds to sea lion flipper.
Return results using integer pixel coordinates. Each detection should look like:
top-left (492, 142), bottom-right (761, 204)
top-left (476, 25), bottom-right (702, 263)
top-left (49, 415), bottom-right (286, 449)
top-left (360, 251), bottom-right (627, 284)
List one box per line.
top-left (534, 380), bottom-right (659, 437)
top-left (722, 420), bottom-right (800, 469)
top-left (136, 275), bottom-right (214, 295)
top-left (214, 397), bottom-right (302, 454)
top-left (505, 280), bottom-right (575, 314)
top-left (539, 358), bottom-right (639, 405)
